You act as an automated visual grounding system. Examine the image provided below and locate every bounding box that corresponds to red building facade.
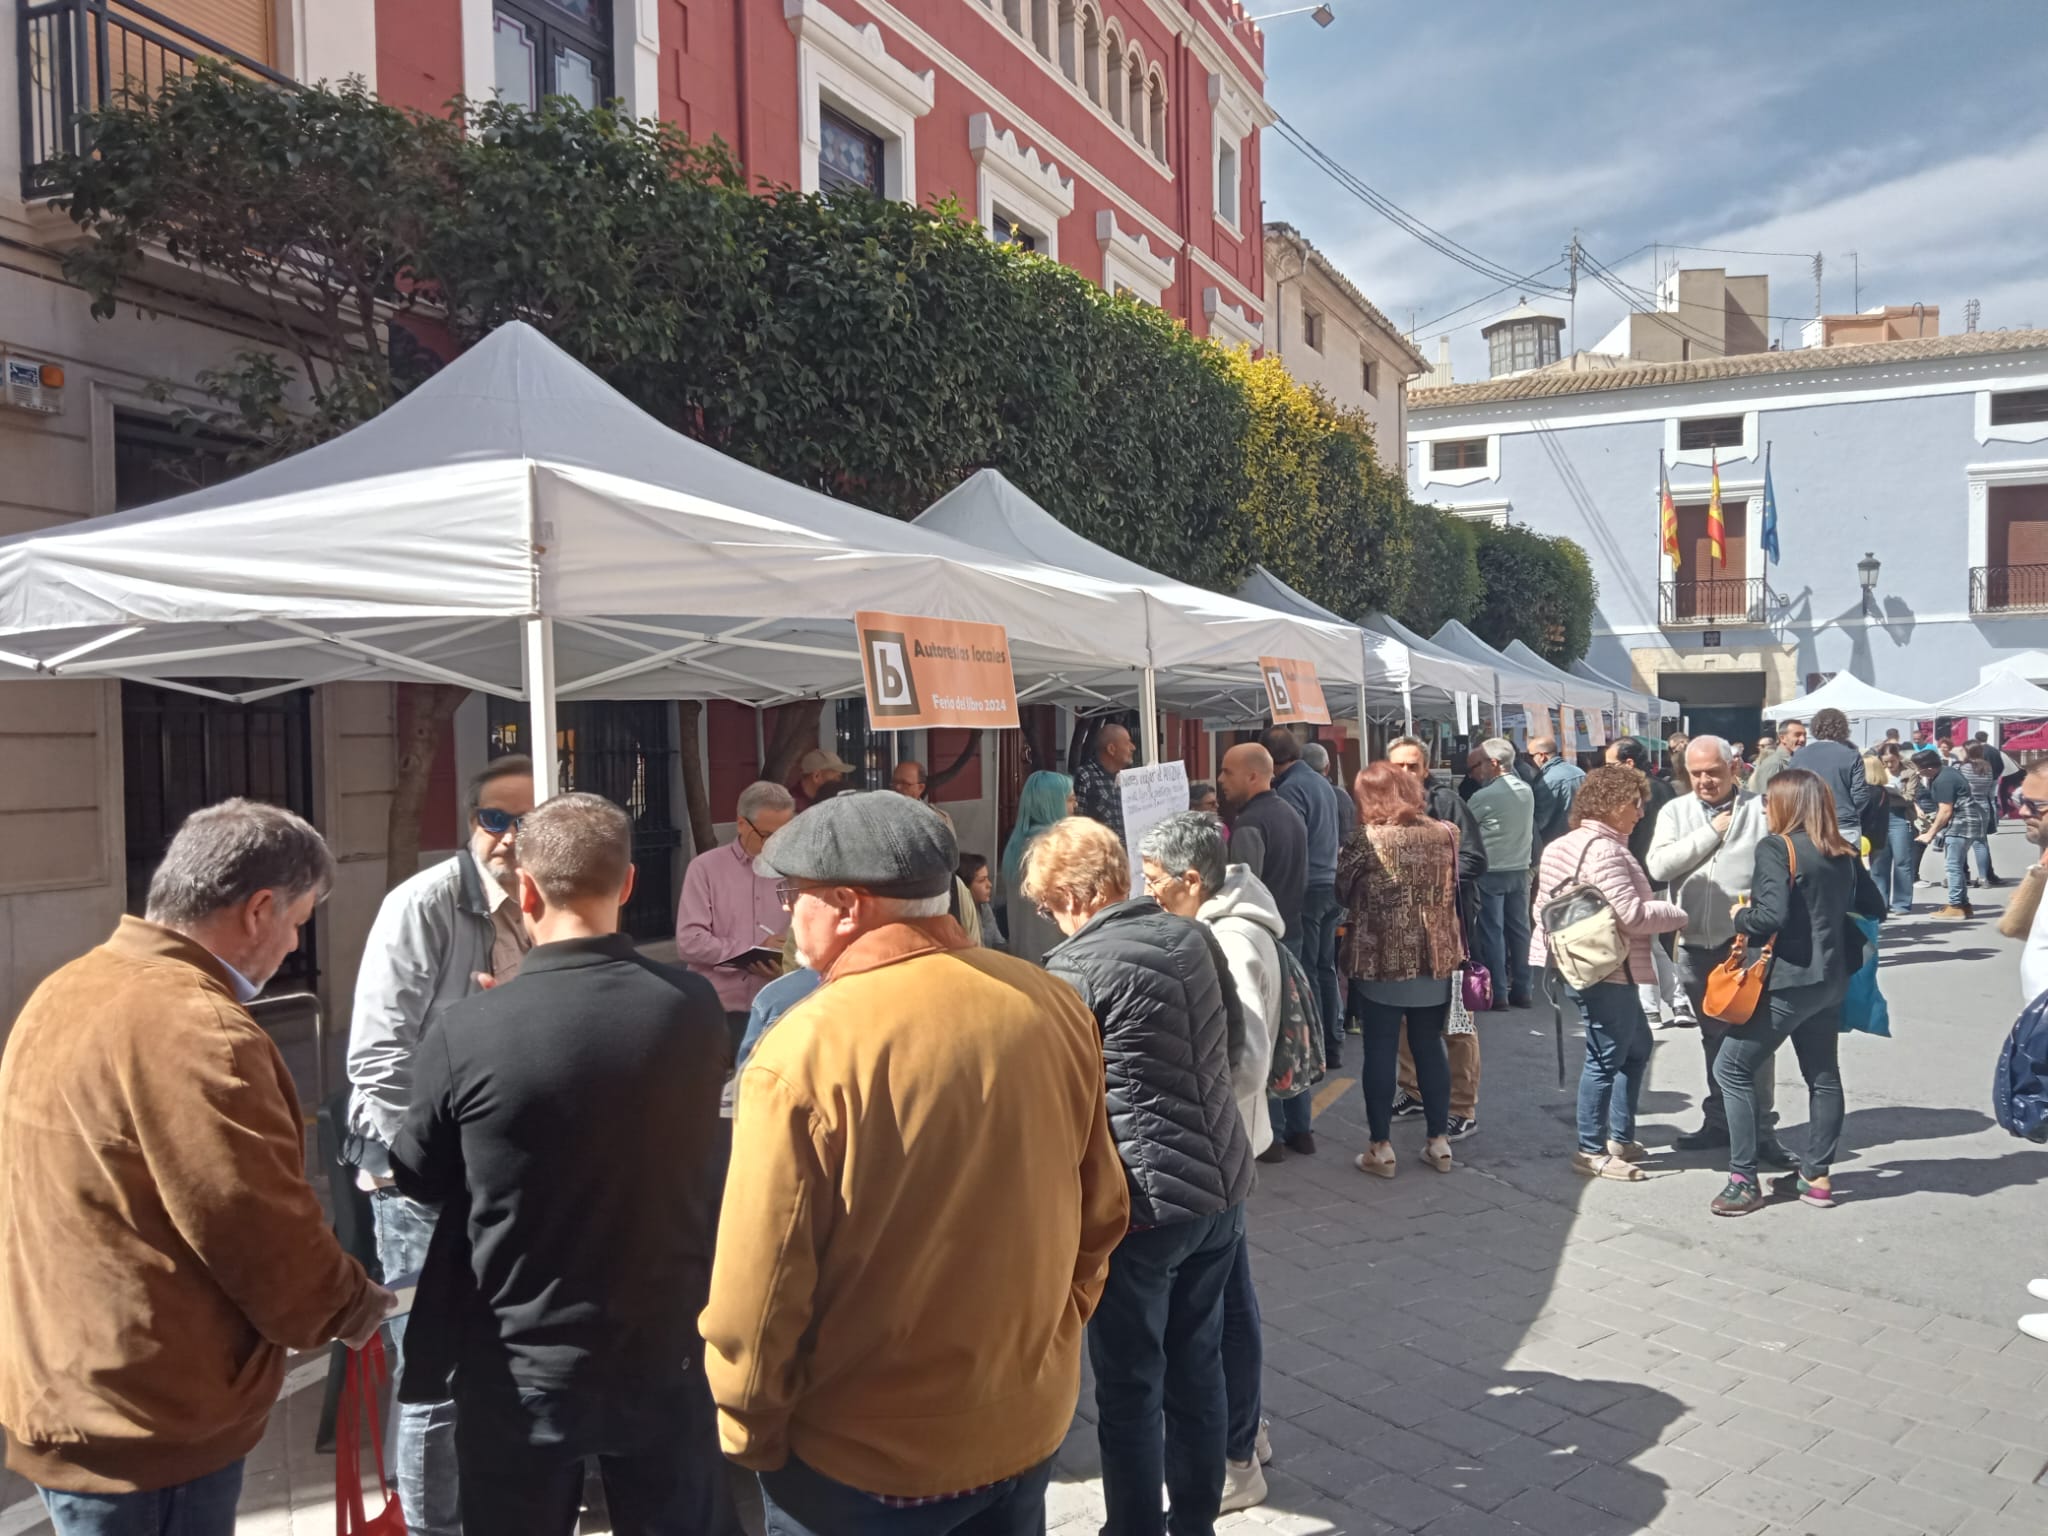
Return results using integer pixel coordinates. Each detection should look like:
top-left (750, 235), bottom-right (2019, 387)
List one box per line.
top-left (373, 0), bottom-right (1272, 345)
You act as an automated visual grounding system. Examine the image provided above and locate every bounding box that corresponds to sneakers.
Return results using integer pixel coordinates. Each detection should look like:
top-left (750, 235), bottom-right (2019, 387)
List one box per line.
top-left (1445, 1115), bottom-right (1478, 1141)
top-left (1673, 1125), bottom-right (1731, 1152)
top-left (1255, 1417), bottom-right (1272, 1466)
top-left (1220, 1457), bottom-right (1268, 1513)
top-left (1915, 877), bottom-right (1938, 889)
top-left (1933, 904), bottom-right (1975, 919)
top-left (1710, 1174), bottom-right (1763, 1216)
top-left (2020, 1315), bottom-right (2048, 1344)
top-left (1572, 1149), bottom-right (1645, 1181)
top-left (1285, 1131), bottom-right (1318, 1156)
top-left (2029, 1278), bottom-right (2048, 1302)
top-left (1390, 1092), bottom-right (1425, 1119)
top-left (1771, 1172), bottom-right (1836, 1208)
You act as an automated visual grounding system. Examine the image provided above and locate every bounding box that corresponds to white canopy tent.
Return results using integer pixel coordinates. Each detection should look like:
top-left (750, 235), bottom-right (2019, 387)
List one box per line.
top-left (1931, 668), bottom-right (2048, 720)
top-left (1426, 620), bottom-right (1573, 722)
top-left (1570, 657), bottom-right (1673, 725)
top-left (1503, 640), bottom-right (1626, 720)
top-left (916, 471), bottom-right (1373, 741)
top-left (0, 324), bottom-right (1166, 796)
top-left (1777, 672), bottom-right (1928, 721)
top-left (1355, 613), bottom-right (1499, 729)
top-left (1232, 565), bottom-right (1430, 728)
top-left (1984, 652), bottom-right (2048, 685)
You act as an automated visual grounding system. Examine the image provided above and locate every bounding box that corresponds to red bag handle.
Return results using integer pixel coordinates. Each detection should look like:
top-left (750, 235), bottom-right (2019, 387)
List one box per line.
top-left (335, 1334), bottom-right (406, 1535)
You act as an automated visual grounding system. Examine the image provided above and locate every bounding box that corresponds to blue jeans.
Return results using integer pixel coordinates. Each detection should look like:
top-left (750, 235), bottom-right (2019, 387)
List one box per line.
top-left (1296, 883), bottom-right (1343, 1067)
top-left (1871, 813), bottom-right (1916, 913)
top-left (1475, 870), bottom-right (1532, 1003)
top-left (1267, 1089), bottom-right (1313, 1141)
top-left (760, 1455), bottom-right (1052, 1535)
top-left (1221, 1230), bottom-right (1262, 1465)
top-left (372, 1188), bottom-right (462, 1536)
top-left (1090, 1204), bottom-right (1244, 1536)
top-left (1571, 983), bottom-right (1651, 1153)
top-left (456, 1376), bottom-right (737, 1535)
top-left (39, 1463), bottom-right (243, 1536)
top-left (1944, 829), bottom-right (1971, 908)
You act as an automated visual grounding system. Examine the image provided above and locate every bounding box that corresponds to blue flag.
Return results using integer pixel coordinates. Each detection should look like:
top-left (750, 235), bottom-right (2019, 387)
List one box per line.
top-left (1762, 443), bottom-right (1781, 565)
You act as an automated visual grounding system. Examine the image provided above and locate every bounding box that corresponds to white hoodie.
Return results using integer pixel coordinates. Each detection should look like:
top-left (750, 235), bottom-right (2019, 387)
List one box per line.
top-left (1199, 864), bottom-right (1285, 1157)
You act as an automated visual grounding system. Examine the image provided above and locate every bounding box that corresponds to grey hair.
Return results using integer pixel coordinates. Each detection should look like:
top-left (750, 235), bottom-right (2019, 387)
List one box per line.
top-left (1480, 737), bottom-right (1516, 768)
top-left (519, 793), bottom-right (632, 902)
top-left (1685, 734), bottom-right (1734, 766)
top-left (145, 798), bottom-right (335, 928)
top-left (1301, 742), bottom-right (1331, 771)
top-left (736, 780), bottom-right (796, 821)
top-left (1387, 734), bottom-right (1430, 760)
top-left (1138, 811), bottom-right (1228, 896)
top-left (872, 891), bottom-right (952, 920)
top-left (465, 754), bottom-right (533, 823)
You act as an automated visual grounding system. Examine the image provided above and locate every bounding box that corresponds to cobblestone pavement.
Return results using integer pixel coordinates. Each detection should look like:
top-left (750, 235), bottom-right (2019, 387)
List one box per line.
top-left (6, 834), bottom-right (2047, 1534)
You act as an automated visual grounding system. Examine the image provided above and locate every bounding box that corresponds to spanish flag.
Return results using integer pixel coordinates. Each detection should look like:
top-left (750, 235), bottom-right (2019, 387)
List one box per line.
top-left (1707, 448), bottom-right (1726, 567)
top-left (1660, 451), bottom-right (1680, 570)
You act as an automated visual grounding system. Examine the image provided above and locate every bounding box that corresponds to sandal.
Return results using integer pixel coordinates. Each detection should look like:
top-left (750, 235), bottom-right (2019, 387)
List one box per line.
top-left (1572, 1149), bottom-right (1646, 1181)
top-left (1420, 1140), bottom-right (1454, 1173)
top-left (1354, 1146), bottom-right (1398, 1179)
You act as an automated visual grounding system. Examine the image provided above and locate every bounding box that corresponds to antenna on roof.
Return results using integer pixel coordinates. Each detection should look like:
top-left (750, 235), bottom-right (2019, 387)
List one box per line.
top-left (1965, 298), bottom-right (1981, 333)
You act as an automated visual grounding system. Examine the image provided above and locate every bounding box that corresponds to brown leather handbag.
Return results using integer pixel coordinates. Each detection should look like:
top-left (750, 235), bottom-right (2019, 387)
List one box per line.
top-left (1702, 835), bottom-right (1795, 1025)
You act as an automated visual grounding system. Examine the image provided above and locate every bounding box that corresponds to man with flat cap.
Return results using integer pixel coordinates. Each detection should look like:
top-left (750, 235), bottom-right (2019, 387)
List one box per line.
top-left (701, 792), bottom-right (1129, 1535)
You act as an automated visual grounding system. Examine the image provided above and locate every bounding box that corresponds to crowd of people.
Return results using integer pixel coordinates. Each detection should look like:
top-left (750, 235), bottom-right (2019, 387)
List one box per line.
top-left (0, 701), bottom-right (2022, 1536)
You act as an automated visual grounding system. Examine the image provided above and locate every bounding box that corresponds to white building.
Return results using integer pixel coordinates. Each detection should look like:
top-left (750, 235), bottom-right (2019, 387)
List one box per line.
top-left (1262, 222), bottom-right (1428, 452)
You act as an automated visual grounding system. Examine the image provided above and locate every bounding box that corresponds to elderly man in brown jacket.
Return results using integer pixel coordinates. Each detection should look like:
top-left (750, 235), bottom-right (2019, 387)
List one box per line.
top-left (702, 792), bottom-right (1128, 1535)
top-left (0, 800), bottom-right (392, 1533)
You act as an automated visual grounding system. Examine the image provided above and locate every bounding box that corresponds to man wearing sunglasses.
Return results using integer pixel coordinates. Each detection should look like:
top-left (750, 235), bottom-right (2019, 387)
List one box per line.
top-left (347, 753), bottom-right (535, 1536)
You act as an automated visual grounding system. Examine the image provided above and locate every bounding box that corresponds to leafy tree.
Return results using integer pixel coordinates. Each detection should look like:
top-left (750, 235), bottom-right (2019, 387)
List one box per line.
top-left (1471, 522), bottom-right (1598, 663)
top-left (1397, 508), bottom-right (1483, 636)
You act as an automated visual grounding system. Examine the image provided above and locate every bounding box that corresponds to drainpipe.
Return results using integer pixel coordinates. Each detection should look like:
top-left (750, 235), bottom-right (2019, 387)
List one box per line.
top-left (734, 0), bottom-right (752, 177)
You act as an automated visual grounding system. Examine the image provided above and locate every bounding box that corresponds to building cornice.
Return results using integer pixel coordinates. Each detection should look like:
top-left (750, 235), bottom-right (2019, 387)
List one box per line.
top-left (786, 0), bottom-right (936, 116)
top-left (969, 114), bottom-right (1076, 216)
top-left (1099, 210), bottom-right (1178, 287)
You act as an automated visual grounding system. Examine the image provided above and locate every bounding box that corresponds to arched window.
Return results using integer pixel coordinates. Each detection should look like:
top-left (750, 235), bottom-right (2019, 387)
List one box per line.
top-left (1057, 0), bottom-right (1078, 80)
top-left (1081, 8), bottom-right (1102, 100)
top-left (1030, 0), bottom-right (1051, 57)
top-left (1104, 26), bottom-right (1124, 120)
top-left (1003, 0), bottom-right (1023, 35)
top-left (1126, 54), bottom-right (1144, 139)
top-left (1147, 71), bottom-right (1167, 163)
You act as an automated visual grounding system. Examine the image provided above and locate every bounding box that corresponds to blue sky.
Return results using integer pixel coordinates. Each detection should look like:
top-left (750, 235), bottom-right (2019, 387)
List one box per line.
top-left (1258, 2), bottom-right (2048, 381)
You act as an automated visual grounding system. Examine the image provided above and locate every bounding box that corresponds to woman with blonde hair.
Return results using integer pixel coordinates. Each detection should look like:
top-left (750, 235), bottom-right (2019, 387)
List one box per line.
top-left (1338, 762), bottom-right (1463, 1177)
top-left (1709, 768), bottom-right (1886, 1216)
top-left (1530, 765), bottom-right (1690, 1182)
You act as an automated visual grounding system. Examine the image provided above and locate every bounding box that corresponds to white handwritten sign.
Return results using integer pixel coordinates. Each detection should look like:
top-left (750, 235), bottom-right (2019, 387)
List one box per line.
top-left (1117, 760), bottom-right (1192, 887)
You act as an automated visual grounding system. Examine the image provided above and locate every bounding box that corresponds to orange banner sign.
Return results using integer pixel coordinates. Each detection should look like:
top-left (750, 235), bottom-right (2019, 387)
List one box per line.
top-left (855, 611), bottom-right (1020, 730)
top-left (1258, 656), bottom-right (1331, 726)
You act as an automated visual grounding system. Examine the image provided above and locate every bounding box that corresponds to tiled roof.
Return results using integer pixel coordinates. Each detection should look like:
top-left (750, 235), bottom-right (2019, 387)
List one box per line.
top-left (1264, 223), bottom-right (1431, 375)
top-left (1409, 327), bottom-right (2048, 410)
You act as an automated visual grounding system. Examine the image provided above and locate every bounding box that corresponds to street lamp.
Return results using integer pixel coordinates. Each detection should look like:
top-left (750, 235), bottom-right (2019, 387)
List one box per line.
top-left (1244, 2), bottom-right (1336, 24)
top-left (1858, 551), bottom-right (1881, 616)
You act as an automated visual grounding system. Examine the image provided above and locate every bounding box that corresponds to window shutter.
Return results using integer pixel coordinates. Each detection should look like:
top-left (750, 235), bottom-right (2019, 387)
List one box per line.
top-left (155, 0), bottom-right (274, 66)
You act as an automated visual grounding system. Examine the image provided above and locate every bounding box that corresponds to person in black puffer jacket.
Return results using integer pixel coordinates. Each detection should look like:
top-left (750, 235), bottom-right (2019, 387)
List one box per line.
top-left (1025, 816), bottom-right (1251, 1536)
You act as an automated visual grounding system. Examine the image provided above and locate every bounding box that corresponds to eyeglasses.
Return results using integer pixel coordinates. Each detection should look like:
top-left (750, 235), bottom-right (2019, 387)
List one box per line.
top-left (2019, 795), bottom-right (2048, 817)
top-left (1142, 869), bottom-right (1183, 895)
top-left (475, 807), bottom-right (524, 835)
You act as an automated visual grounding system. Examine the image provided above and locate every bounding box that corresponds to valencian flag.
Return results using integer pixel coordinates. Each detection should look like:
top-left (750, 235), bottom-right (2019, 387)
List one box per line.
top-left (1660, 451), bottom-right (1680, 571)
top-left (1762, 443), bottom-right (1781, 564)
top-left (1707, 448), bottom-right (1726, 567)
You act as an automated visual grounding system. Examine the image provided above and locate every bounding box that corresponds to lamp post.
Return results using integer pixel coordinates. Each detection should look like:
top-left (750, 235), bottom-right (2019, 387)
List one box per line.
top-left (1858, 552), bottom-right (1881, 617)
top-left (1243, 2), bottom-right (1336, 24)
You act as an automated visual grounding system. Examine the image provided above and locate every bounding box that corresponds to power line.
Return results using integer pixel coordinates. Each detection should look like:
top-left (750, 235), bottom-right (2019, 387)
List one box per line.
top-left (1407, 262), bottom-right (1567, 335)
top-left (1271, 116), bottom-right (1571, 296)
top-left (1656, 242), bottom-right (1820, 261)
top-left (1578, 246), bottom-right (1731, 355)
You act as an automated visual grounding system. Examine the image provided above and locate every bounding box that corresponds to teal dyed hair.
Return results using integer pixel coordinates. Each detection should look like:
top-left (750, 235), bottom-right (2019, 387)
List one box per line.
top-left (1000, 770), bottom-right (1075, 897)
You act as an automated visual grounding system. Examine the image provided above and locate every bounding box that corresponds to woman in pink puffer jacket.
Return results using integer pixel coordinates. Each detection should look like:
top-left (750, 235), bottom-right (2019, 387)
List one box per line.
top-left (1531, 765), bottom-right (1690, 1180)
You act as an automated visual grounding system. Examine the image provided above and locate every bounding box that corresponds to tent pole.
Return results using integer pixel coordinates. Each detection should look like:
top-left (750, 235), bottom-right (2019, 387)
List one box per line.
top-left (1400, 679), bottom-right (1414, 737)
top-left (1138, 668), bottom-right (1160, 767)
top-left (524, 616), bottom-right (561, 799)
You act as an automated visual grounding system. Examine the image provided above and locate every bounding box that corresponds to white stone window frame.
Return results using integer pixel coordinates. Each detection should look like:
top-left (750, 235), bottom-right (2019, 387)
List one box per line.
top-left (1202, 287), bottom-right (1260, 349)
top-left (786, 0), bottom-right (936, 201)
top-left (1656, 476), bottom-right (1766, 592)
top-left (1665, 409), bottom-right (1758, 469)
top-left (1966, 458), bottom-right (2048, 607)
top-left (1443, 499), bottom-right (1511, 527)
top-left (1975, 389), bottom-right (2048, 446)
top-left (1208, 71), bottom-right (1255, 239)
top-left (462, 0), bottom-right (660, 117)
top-left (1098, 209), bottom-right (1174, 307)
top-left (970, 114), bottom-right (1074, 259)
top-left (1415, 433), bottom-right (1500, 489)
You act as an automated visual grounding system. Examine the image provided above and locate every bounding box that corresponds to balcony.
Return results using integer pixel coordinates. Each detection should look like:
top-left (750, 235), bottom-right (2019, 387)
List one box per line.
top-left (18, 0), bottom-right (294, 197)
top-left (1659, 577), bottom-right (1771, 627)
top-left (1971, 564), bottom-right (2048, 616)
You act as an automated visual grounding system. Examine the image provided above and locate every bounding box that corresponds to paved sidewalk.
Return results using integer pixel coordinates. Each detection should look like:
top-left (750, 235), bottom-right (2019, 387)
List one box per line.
top-left (6, 840), bottom-right (2046, 1534)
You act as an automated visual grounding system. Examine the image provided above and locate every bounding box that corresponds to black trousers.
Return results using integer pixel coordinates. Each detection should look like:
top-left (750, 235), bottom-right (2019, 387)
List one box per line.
top-left (455, 1369), bottom-right (740, 1536)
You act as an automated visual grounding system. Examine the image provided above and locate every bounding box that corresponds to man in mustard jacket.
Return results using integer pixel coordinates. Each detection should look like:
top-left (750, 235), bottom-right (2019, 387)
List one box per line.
top-left (702, 792), bottom-right (1129, 1533)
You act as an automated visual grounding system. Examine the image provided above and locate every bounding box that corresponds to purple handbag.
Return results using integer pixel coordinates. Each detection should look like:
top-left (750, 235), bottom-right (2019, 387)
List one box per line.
top-left (1461, 963), bottom-right (1494, 1013)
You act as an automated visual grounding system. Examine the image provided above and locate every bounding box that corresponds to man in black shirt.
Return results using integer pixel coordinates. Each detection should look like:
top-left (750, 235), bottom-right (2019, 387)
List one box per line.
top-left (393, 793), bottom-right (738, 1536)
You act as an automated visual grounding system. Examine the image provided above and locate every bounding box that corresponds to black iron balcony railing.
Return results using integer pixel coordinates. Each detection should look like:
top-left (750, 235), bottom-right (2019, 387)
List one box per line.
top-left (1659, 577), bottom-right (1771, 627)
top-left (1971, 564), bottom-right (2048, 615)
top-left (18, 0), bottom-right (296, 197)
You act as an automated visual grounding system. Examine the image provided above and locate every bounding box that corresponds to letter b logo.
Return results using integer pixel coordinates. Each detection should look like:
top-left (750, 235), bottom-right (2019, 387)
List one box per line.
top-left (864, 629), bottom-right (921, 718)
